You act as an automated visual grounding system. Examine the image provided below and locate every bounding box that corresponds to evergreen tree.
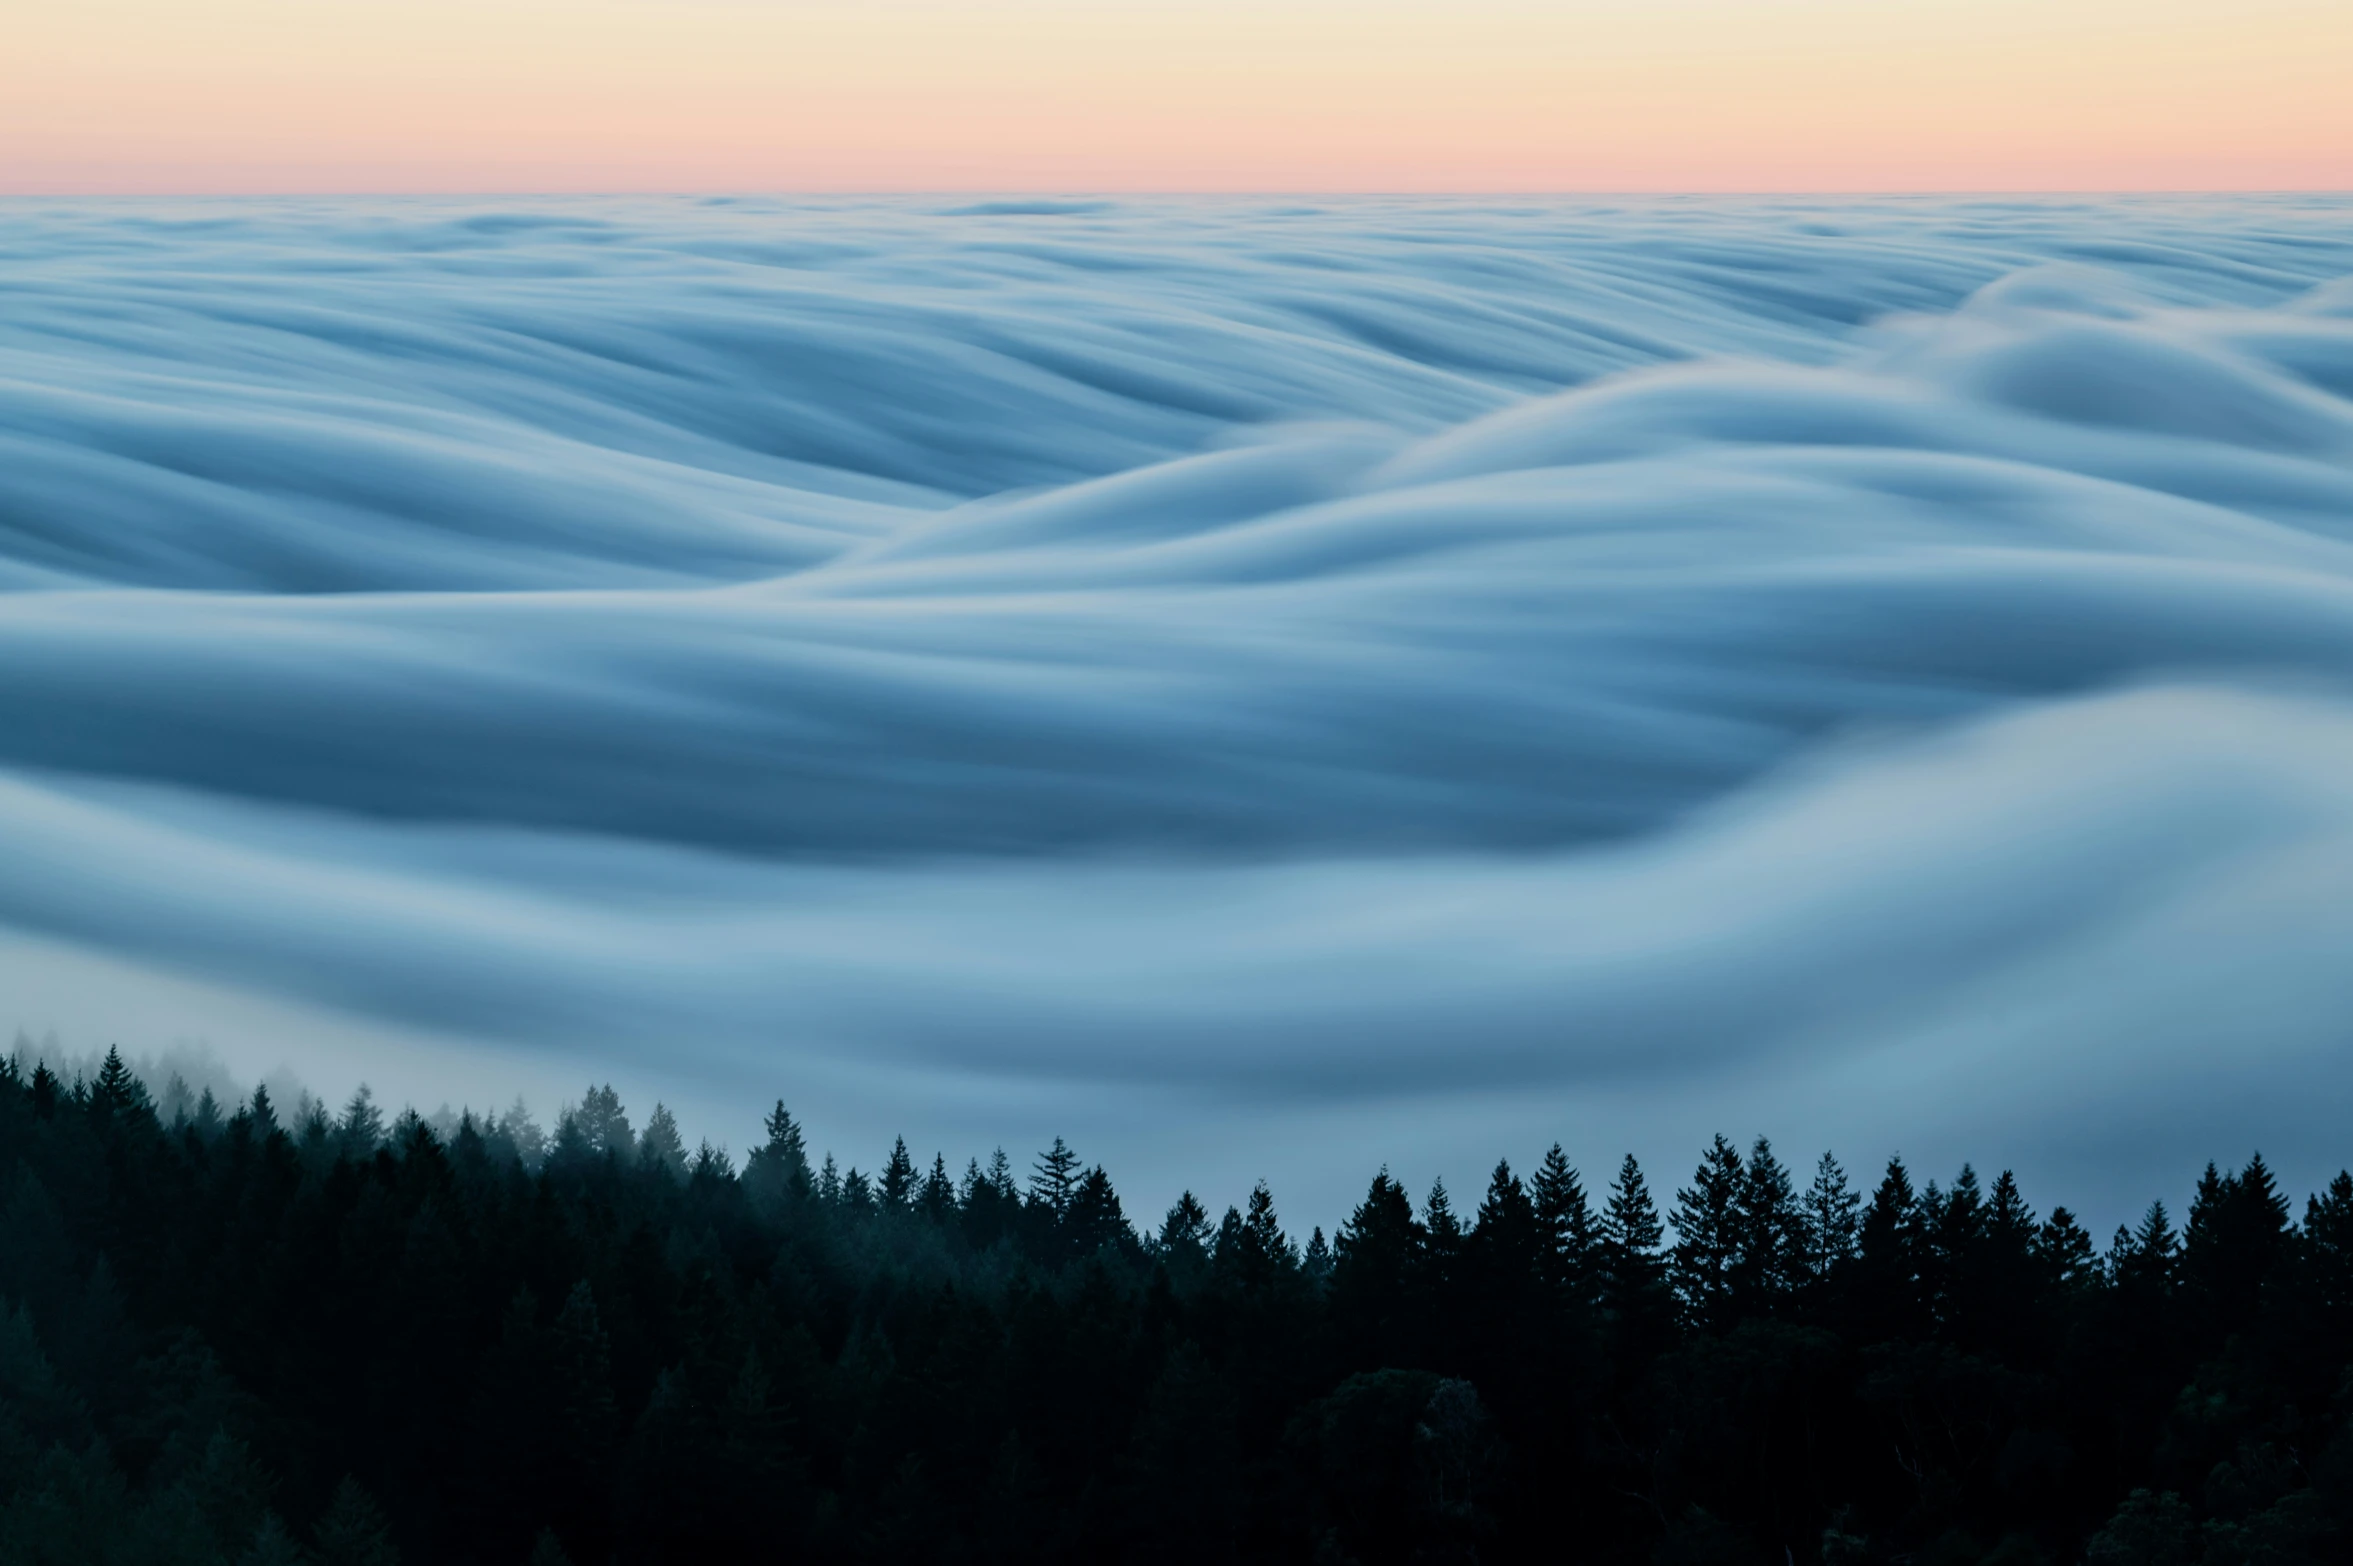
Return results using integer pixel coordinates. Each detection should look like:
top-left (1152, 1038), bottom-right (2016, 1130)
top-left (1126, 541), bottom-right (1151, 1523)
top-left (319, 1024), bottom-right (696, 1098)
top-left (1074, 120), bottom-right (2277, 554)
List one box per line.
top-left (1336, 1166), bottom-right (1421, 1344)
top-left (1031, 1137), bottom-right (1081, 1217)
top-left (1854, 1156), bottom-right (1927, 1337)
top-left (744, 1100), bottom-right (812, 1199)
top-left (1733, 1136), bottom-right (1801, 1312)
top-left (1245, 1182), bottom-right (1294, 1267)
top-left (312, 1477), bottom-right (401, 1566)
top-left (239, 1514), bottom-right (307, 1566)
top-left (637, 1103), bottom-right (687, 1180)
top-left (1671, 1135), bottom-right (1744, 1330)
top-left (1065, 1166), bottom-right (1129, 1255)
top-left (564, 1084), bottom-right (632, 1160)
top-left (496, 1097), bottom-right (548, 1168)
top-left (1600, 1155), bottom-right (1666, 1303)
top-left (89, 1045), bottom-right (150, 1120)
top-left (339, 1085), bottom-right (385, 1159)
top-left (1530, 1144), bottom-right (1595, 1300)
top-left (2182, 1152), bottom-right (2291, 1348)
top-left (2037, 1206), bottom-right (2101, 1291)
top-left (1215, 1182), bottom-right (1297, 1297)
top-left (2113, 1202), bottom-right (2179, 1292)
top-left (1469, 1160), bottom-right (1541, 1288)
top-left (920, 1154), bottom-right (956, 1224)
top-left (1986, 1169), bottom-right (2036, 1253)
top-left (1801, 1151), bottom-right (1861, 1285)
top-left (1302, 1227), bottom-right (1333, 1287)
top-left (1158, 1191), bottom-right (1213, 1258)
top-left (880, 1136), bottom-right (917, 1210)
top-left (1423, 1179), bottom-right (1464, 1289)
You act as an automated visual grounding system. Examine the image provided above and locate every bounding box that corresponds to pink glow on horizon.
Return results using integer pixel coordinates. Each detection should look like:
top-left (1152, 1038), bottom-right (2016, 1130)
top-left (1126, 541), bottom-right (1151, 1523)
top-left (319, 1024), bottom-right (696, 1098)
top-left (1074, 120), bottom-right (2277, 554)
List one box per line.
top-left (4, 0), bottom-right (2349, 194)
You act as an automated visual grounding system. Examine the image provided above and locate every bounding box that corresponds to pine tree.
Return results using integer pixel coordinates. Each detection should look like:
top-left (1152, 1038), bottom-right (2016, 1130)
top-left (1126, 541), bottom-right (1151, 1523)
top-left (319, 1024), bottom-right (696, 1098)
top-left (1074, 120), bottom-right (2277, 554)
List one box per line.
top-left (1469, 1160), bottom-right (1541, 1287)
top-left (1530, 1144), bottom-right (1595, 1301)
top-left (2182, 1155), bottom-right (2289, 1345)
top-left (1986, 1170), bottom-right (2036, 1253)
top-left (920, 1154), bottom-right (956, 1224)
top-left (1671, 1135), bottom-right (1744, 1330)
top-left (1066, 1166), bottom-right (1129, 1255)
top-left (1601, 1155), bottom-right (1666, 1303)
top-left (744, 1101), bottom-right (812, 1206)
top-left (2037, 1206), bottom-right (2100, 1291)
top-left (1031, 1137), bottom-right (1081, 1217)
top-left (1159, 1191), bottom-right (1213, 1258)
top-left (568, 1084), bottom-right (632, 1160)
top-left (1302, 1227), bottom-right (1333, 1287)
top-left (1802, 1151), bottom-right (1861, 1285)
top-left (1245, 1182), bottom-right (1294, 1267)
top-left (339, 1085), bottom-right (385, 1159)
top-left (880, 1136), bottom-right (917, 1210)
top-left (2301, 1171), bottom-right (2353, 1325)
top-left (1423, 1179), bottom-right (1464, 1288)
top-left (1216, 1183), bottom-right (1298, 1294)
top-left (238, 1514), bottom-right (307, 1566)
top-left (1734, 1136), bottom-right (1801, 1312)
top-left (312, 1477), bottom-right (401, 1566)
top-left (495, 1098), bottom-right (548, 1169)
top-left (1334, 1173), bottom-right (1420, 1284)
top-left (2113, 1201), bottom-right (2178, 1292)
top-left (816, 1153), bottom-right (842, 1206)
top-left (1855, 1156), bottom-right (1927, 1337)
top-left (637, 1103), bottom-right (687, 1180)
top-left (89, 1046), bottom-right (150, 1121)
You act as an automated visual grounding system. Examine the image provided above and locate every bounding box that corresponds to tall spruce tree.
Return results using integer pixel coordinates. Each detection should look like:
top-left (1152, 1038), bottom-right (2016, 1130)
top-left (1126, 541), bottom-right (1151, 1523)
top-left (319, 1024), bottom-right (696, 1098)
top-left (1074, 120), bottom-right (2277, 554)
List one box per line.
top-left (1031, 1137), bottom-right (1081, 1217)
top-left (1470, 1160), bottom-right (1541, 1285)
top-left (1423, 1179), bottom-right (1464, 1290)
top-left (745, 1100), bottom-right (812, 1203)
top-left (1671, 1135), bottom-right (1744, 1330)
top-left (1734, 1136), bottom-right (1802, 1313)
top-left (1802, 1151), bottom-right (1862, 1286)
top-left (1601, 1155), bottom-right (1666, 1306)
top-left (920, 1154), bottom-right (956, 1224)
top-left (1855, 1156), bottom-right (1927, 1338)
top-left (880, 1136), bottom-right (917, 1210)
top-left (1531, 1144), bottom-right (1596, 1303)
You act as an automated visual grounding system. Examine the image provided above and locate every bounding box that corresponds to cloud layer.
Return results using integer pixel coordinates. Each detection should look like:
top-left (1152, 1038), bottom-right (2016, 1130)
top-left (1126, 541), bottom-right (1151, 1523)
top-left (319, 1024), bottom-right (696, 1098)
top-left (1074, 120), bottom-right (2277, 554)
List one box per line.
top-left (4, 196), bottom-right (2353, 1224)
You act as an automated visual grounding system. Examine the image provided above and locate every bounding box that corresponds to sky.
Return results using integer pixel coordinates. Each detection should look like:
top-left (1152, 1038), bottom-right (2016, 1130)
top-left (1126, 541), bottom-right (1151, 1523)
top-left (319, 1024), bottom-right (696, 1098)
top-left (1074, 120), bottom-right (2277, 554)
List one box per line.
top-left (3, 0), bottom-right (2349, 193)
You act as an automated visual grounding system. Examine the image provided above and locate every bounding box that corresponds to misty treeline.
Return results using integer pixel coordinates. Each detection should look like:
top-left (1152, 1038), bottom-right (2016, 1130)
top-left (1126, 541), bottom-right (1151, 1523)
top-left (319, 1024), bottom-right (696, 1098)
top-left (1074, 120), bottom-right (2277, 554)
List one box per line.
top-left (3, 1052), bottom-right (2352, 1565)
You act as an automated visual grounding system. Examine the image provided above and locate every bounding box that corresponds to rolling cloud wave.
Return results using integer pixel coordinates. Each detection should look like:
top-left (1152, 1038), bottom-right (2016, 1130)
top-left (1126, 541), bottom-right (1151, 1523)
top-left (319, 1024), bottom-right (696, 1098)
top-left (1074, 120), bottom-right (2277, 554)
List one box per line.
top-left (5, 196), bottom-right (2352, 1219)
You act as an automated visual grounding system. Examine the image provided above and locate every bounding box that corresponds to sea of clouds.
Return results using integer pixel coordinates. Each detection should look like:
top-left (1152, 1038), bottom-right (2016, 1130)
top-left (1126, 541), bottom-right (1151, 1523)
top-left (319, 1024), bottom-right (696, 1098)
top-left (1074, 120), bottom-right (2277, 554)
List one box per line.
top-left (4, 195), bottom-right (2352, 1228)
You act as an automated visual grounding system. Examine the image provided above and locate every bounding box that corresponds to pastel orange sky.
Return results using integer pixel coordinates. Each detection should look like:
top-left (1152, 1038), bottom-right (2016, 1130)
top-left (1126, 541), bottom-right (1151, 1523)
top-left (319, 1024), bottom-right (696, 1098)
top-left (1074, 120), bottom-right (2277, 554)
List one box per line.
top-left (4, 0), bottom-right (2349, 194)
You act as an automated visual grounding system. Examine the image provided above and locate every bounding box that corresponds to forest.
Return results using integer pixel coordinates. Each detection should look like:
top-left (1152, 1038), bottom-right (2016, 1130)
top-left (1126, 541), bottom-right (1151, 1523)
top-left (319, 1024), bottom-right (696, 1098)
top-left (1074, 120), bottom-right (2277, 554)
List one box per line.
top-left (0, 1048), bottom-right (2348, 1565)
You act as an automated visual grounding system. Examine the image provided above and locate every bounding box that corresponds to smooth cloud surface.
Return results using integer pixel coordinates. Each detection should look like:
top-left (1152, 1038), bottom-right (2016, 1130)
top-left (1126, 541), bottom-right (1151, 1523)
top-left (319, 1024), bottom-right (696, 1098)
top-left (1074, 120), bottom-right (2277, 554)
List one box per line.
top-left (5, 195), bottom-right (2353, 1225)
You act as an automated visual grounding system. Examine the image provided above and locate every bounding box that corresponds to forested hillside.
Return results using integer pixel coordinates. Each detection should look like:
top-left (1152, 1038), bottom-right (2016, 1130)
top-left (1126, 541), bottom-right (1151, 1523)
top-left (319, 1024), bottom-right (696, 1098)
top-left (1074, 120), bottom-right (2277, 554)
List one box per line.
top-left (1, 1048), bottom-right (2348, 1565)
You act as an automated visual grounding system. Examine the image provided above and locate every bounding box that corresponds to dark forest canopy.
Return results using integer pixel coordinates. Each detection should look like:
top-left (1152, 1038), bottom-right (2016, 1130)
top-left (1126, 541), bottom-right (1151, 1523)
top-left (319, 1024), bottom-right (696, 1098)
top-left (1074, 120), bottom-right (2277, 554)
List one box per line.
top-left (2, 1049), bottom-right (2351, 1565)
